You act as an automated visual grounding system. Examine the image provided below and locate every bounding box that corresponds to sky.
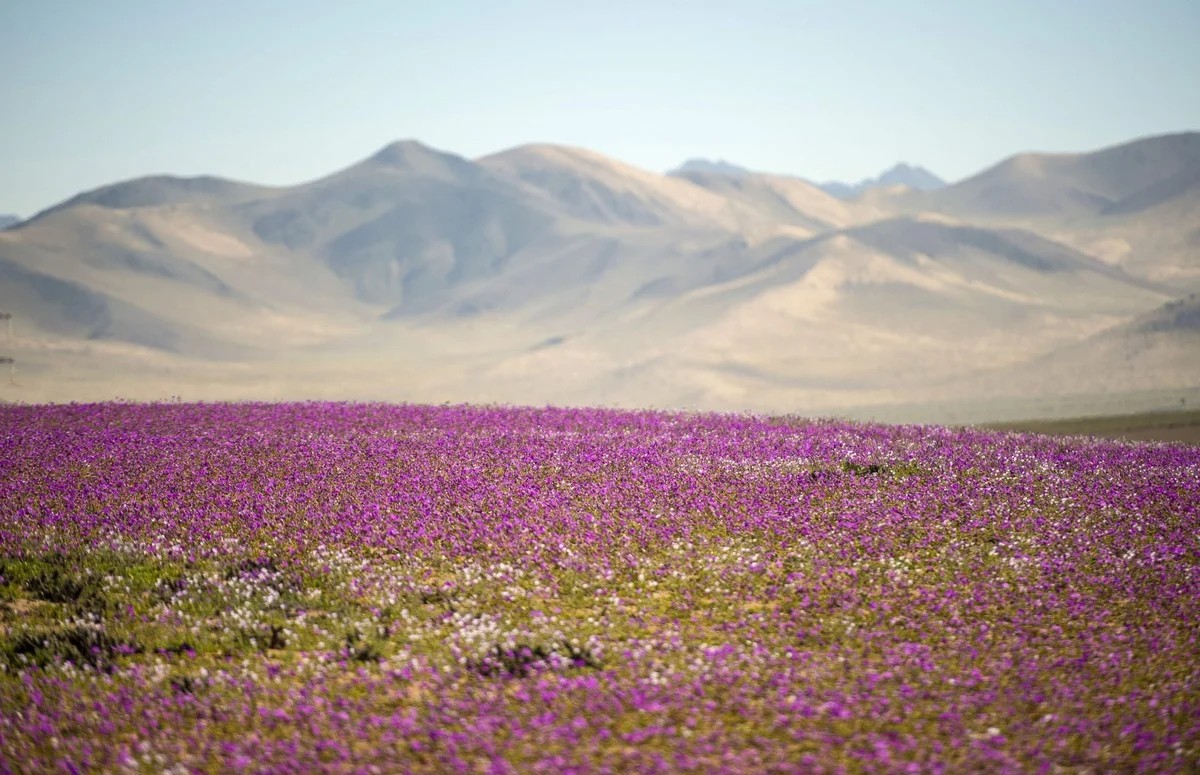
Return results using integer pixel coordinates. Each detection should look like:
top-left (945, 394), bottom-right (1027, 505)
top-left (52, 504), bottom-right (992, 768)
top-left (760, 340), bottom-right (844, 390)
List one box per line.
top-left (1, 0), bottom-right (1198, 217)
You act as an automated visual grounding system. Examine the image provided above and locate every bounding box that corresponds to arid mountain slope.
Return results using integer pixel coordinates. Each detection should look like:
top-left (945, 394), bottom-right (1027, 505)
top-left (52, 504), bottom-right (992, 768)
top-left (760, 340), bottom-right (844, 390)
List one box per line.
top-left (0, 132), bottom-right (1196, 420)
top-left (903, 132), bottom-right (1200, 220)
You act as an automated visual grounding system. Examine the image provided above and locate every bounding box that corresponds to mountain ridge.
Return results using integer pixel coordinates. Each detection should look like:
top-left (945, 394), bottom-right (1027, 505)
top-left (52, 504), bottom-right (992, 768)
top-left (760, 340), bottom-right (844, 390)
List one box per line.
top-left (669, 159), bottom-right (945, 199)
top-left (672, 158), bottom-right (754, 177)
top-left (904, 131), bottom-right (1200, 219)
top-left (1, 130), bottom-right (1196, 420)
top-left (819, 163), bottom-right (946, 198)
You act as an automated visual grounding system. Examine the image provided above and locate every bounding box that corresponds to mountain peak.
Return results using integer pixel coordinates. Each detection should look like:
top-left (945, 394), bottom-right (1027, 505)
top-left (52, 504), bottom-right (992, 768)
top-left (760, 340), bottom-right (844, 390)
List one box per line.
top-left (924, 131), bottom-right (1200, 219)
top-left (816, 163), bottom-right (944, 199)
top-left (366, 140), bottom-right (443, 166)
top-left (671, 158), bottom-right (753, 177)
top-left (481, 143), bottom-right (681, 187)
top-left (484, 143), bottom-right (620, 166)
top-left (874, 163), bottom-right (946, 191)
top-left (350, 139), bottom-right (479, 180)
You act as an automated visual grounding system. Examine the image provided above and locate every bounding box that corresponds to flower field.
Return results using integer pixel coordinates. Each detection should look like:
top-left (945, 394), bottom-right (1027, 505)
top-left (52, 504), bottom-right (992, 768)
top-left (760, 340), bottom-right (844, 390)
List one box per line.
top-left (0, 402), bottom-right (1197, 773)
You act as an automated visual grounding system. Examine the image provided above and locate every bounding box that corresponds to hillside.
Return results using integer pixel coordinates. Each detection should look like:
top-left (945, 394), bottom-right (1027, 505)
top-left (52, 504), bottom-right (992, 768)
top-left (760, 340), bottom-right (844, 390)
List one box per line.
top-left (672, 158), bottom-right (752, 177)
top-left (479, 144), bottom-right (755, 230)
top-left (903, 131), bottom-right (1200, 220)
top-left (670, 170), bottom-right (872, 233)
top-left (921, 294), bottom-right (1200, 411)
top-left (819, 163), bottom-right (945, 198)
top-left (0, 132), bottom-right (1196, 421)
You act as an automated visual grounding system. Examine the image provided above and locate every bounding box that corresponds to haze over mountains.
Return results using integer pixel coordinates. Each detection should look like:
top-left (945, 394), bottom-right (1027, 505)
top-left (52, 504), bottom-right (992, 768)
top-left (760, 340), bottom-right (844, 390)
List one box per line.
top-left (0, 215), bottom-right (19, 230)
top-left (816, 163), bottom-right (947, 198)
top-left (674, 159), bottom-right (755, 178)
top-left (1, 132), bottom-right (1197, 421)
top-left (671, 159), bottom-right (946, 199)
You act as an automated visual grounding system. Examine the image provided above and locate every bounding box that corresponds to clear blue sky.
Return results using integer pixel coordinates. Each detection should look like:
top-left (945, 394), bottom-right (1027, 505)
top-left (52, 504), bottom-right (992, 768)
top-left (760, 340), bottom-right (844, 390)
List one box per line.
top-left (2, 0), bottom-right (1197, 216)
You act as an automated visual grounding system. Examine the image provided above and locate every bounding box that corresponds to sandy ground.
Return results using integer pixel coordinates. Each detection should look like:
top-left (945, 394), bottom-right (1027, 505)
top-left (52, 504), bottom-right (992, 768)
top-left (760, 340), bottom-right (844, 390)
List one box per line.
top-left (2, 337), bottom-right (1198, 429)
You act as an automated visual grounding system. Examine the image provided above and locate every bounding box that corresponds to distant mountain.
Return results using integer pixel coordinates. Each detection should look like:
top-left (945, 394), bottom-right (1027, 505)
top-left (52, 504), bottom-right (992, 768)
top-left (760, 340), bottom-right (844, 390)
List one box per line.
top-left (484, 144), bottom-right (751, 229)
top-left (0, 215), bottom-right (19, 230)
top-left (28, 175), bottom-right (276, 224)
top-left (672, 159), bottom-right (753, 177)
top-left (672, 159), bottom-right (945, 200)
top-left (673, 169), bottom-right (873, 234)
top-left (0, 132), bottom-right (1196, 419)
top-left (875, 163), bottom-right (946, 191)
top-left (906, 132), bottom-right (1200, 219)
top-left (818, 163), bottom-right (946, 198)
top-left (245, 139), bottom-right (568, 310)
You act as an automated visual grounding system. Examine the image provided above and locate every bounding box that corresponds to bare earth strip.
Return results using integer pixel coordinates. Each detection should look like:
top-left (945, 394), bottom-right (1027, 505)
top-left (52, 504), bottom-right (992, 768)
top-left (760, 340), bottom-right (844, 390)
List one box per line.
top-left (984, 408), bottom-right (1200, 444)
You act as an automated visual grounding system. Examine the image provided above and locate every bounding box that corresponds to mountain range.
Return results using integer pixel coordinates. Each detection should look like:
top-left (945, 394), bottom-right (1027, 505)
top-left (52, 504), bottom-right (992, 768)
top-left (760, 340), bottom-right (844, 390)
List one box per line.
top-left (0, 215), bottom-right (19, 230)
top-left (816, 163), bottom-right (946, 198)
top-left (1, 131), bottom-right (1197, 421)
top-left (671, 159), bottom-right (946, 199)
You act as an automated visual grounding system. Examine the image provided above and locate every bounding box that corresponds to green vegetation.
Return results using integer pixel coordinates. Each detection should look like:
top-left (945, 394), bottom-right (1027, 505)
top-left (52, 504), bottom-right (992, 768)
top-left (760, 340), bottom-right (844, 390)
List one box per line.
top-left (985, 408), bottom-right (1200, 444)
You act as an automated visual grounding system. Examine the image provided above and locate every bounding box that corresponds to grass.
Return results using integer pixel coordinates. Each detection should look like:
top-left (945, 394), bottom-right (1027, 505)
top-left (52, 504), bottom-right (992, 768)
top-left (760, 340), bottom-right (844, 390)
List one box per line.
top-left (984, 408), bottom-right (1200, 444)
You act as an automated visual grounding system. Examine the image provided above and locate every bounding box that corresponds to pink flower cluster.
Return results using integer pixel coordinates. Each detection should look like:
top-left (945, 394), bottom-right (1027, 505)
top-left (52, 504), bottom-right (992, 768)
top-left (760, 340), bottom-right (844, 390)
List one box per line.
top-left (0, 402), bottom-right (1196, 772)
